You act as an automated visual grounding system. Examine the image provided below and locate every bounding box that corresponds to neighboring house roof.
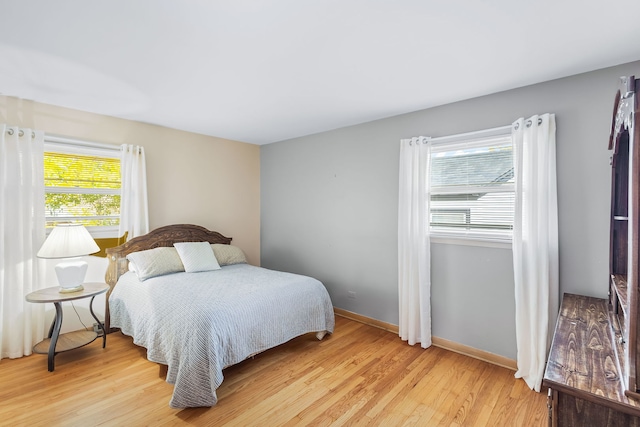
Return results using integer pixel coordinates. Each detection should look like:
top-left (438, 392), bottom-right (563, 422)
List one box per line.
top-left (431, 150), bottom-right (513, 187)
top-left (431, 150), bottom-right (513, 200)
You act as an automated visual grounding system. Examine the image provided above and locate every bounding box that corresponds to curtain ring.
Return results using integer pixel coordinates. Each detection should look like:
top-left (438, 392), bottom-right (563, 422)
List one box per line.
top-left (7, 128), bottom-right (14, 136)
top-left (514, 123), bottom-right (520, 131)
top-left (538, 117), bottom-right (543, 125)
top-left (18, 129), bottom-right (24, 137)
top-left (526, 119), bottom-right (532, 128)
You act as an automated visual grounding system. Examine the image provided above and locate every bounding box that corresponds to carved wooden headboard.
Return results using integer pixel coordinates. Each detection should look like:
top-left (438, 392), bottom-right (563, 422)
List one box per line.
top-left (104, 224), bottom-right (232, 332)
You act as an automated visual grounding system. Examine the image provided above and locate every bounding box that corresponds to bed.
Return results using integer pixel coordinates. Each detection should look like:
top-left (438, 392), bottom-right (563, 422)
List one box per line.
top-left (104, 224), bottom-right (335, 408)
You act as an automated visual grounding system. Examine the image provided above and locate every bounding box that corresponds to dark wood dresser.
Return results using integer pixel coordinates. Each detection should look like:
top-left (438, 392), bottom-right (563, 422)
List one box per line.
top-left (543, 293), bottom-right (640, 426)
top-left (543, 76), bottom-right (640, 426)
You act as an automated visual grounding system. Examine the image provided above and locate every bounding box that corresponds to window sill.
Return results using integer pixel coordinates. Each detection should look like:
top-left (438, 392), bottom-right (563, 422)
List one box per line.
top-left (430, 235), bottom-right (512, 249)
top-left (46, 226), bottom-right (121, 239)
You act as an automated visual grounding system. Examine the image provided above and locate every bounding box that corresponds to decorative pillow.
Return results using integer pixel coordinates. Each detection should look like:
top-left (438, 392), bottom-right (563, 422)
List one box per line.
top-left (126, 247), bottom-right (185, 281)
top-left (174, 241), bottom-right (221, 273)
top-left (211, 244), bottom-right (248, 266)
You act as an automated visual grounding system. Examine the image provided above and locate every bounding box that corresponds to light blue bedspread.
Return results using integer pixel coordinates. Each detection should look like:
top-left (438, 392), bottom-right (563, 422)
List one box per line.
top-left (109, 264), bottom-right (335, 408)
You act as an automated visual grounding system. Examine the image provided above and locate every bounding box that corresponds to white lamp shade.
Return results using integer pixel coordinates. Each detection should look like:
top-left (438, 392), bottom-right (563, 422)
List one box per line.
top-left (37, 224), bottom-right (100, 259)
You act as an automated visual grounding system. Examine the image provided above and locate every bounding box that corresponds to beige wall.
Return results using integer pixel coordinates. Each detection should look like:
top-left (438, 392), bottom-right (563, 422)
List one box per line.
top-left (0, 96), bottom-right (261, 265)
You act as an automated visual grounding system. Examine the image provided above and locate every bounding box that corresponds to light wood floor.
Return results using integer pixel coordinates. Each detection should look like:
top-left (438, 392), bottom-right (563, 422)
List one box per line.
top-left (0, 316), bottom-right (547, 426)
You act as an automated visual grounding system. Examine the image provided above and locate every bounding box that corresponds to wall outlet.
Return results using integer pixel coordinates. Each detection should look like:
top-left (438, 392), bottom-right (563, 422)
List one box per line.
top-left (93, 322), bottom-right (104, 336)
top-left (348, 291), bottom-right (356, 299)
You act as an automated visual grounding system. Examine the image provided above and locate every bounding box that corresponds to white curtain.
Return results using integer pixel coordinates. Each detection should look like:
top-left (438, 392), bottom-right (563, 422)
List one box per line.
top-left (512, 114), bottom-right (559, 391)
top-left (398, 136), bottom-right (432, 348)
top-left (119, 144), bottom-right (149, 239)
top-left (0, 125), bottom-right (46, 360)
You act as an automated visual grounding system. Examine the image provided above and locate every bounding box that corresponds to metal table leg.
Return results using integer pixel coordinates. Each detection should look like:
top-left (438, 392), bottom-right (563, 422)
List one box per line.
top-left (48, 302), bottom-right (63, 372)
top-left (88, 295), bottom-right (106, 348)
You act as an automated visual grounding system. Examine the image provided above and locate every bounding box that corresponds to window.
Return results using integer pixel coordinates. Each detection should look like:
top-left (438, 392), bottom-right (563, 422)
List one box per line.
top-left (430, 132), bottom-right (514, 242)
top-left (44, 141), bottom-right (121, 238)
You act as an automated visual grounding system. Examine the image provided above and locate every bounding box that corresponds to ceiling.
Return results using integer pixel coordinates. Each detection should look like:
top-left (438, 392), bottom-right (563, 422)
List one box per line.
top-left (2, 1), bottom-right (640, 145)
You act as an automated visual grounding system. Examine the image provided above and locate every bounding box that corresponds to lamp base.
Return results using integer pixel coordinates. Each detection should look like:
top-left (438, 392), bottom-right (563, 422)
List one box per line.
top-left (55, 259), bottom-right (88, 293)
top-left (58, 284), bottom-right (85, 294)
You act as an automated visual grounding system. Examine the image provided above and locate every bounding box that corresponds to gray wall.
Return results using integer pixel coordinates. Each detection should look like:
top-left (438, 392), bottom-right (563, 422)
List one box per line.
top-left (261, 60), bottom-right (640, 360)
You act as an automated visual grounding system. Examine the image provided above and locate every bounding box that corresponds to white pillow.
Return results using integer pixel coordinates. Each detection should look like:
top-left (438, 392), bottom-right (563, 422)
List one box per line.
top-left (174, 242), bottom-right (221, 273)
top-left (126, 247), bottom-right (185, 281)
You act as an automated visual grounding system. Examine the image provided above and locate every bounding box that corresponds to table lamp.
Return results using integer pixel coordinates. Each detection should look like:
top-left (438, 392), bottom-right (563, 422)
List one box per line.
top-left (37, 223), bottom-right (100, 293)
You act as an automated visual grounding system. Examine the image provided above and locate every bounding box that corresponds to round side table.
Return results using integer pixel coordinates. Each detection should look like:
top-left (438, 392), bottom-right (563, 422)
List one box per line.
top-left (26, 282), bottom-right (109, 371)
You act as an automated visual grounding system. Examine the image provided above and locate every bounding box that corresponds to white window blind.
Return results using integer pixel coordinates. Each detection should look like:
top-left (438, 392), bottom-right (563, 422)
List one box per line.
top-left (430, 133), bottom-right (514, 241)
top-left (44, 139), bottom-right (121, 237)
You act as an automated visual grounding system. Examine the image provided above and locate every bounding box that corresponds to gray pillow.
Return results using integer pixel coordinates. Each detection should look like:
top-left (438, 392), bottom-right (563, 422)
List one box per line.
top-left (126, 247), bottom-right (185, 281)
top-left (211, 244), bottom-right (248, 265)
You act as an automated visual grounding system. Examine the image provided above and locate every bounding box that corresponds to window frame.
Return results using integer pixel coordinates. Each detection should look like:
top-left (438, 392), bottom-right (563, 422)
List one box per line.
top-left (44, 138), bottom-right (122, 239)
top-left (428, 127), bottom-right (514, 247)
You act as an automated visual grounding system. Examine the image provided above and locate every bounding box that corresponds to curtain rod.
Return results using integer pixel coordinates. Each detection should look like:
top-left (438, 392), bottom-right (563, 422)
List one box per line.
top-left (429, 124), bottom-right (512, 145)
top-left (45, 134), bottom-right (121, 152)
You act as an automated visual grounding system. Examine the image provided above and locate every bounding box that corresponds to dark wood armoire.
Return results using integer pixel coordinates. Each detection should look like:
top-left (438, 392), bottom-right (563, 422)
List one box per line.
top-left (543, 76), bottom-right (640, 426)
